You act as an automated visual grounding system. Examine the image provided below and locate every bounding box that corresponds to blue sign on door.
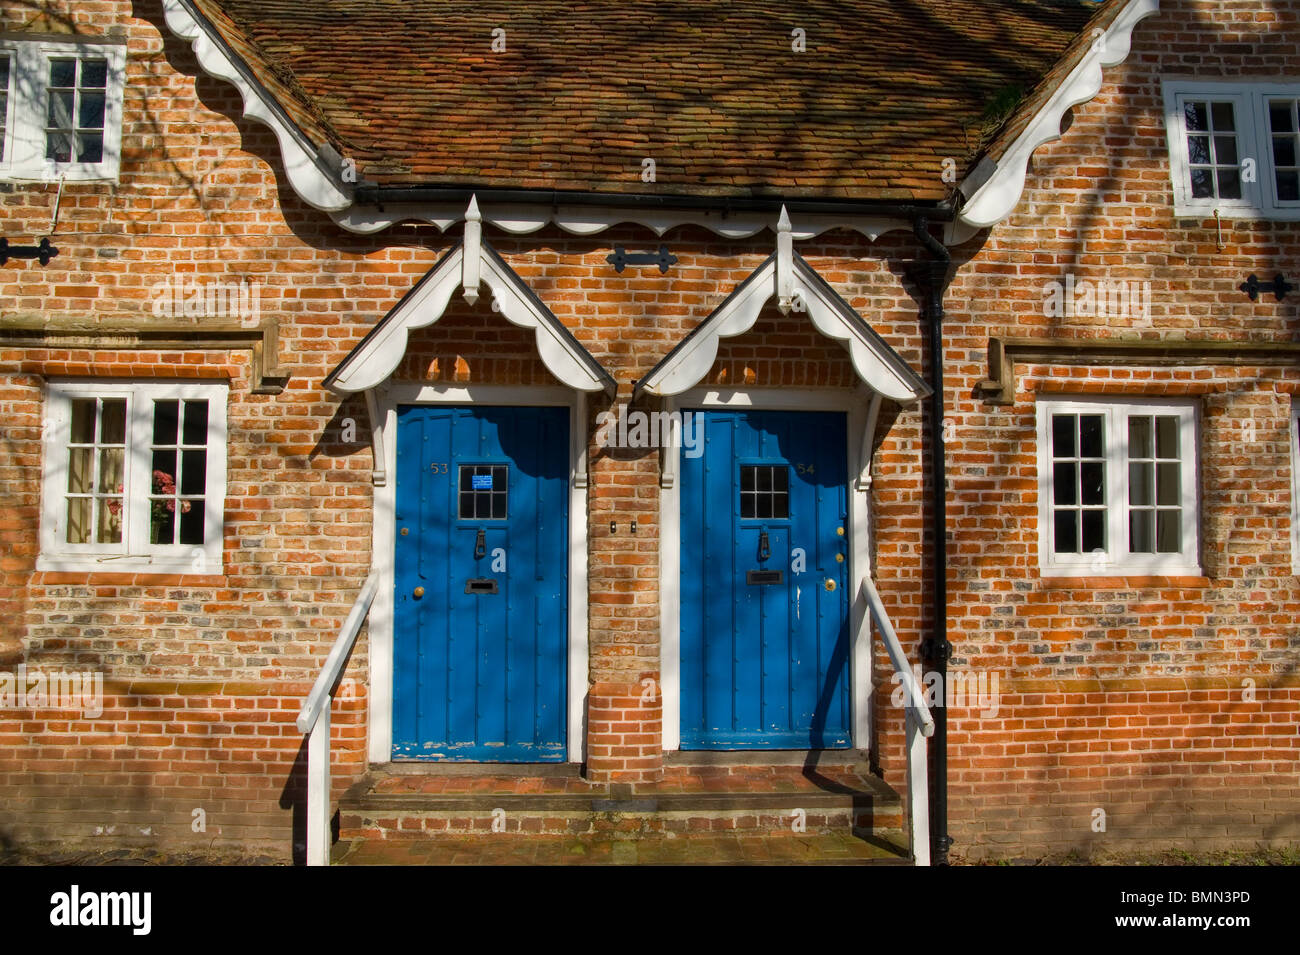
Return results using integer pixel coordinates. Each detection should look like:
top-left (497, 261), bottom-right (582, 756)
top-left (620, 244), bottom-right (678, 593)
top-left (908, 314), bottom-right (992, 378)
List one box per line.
top-left (392, 405), bottom-right (569, 761)
top-left (680, 409), bottom-right (851, 749)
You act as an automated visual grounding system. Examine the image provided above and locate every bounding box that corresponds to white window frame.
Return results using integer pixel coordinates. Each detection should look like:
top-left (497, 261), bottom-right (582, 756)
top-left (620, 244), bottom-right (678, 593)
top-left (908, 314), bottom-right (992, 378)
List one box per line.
top-left (0, 36), bottom-right (126, 182)
top-left (1290, 397), bottom-right (1300, 577)
top-left (39, 380), bottom-right (228, 574)
top-left (1036, 396), bottom-right (1200, 577)
top-left (1163, 79), bottom-right (1300, 220)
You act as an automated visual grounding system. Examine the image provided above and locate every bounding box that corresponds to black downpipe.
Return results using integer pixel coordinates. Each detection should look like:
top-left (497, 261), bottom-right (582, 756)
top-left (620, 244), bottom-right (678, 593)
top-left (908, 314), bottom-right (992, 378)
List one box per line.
top-left (913, 216), bottom-right (954, 866)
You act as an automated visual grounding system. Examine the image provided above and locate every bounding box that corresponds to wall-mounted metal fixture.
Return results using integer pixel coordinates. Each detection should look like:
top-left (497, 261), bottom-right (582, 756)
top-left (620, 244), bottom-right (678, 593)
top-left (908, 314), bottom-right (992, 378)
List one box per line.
top-left (0, 237), bottom-right (59, 266)
top-left (609, 521), bottom-right (617, 534)
top-left (606, 244), bottom-right (678, 274)
top-left (1239, 273), bottom-right (1293, 302)
top-left (630, 519), bottom-right (637, 534)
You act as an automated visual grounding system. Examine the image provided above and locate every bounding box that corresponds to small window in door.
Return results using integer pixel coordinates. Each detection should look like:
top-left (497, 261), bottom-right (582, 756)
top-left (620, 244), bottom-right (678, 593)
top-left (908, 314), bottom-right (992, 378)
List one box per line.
top-left (459, 464), bottom-right (508, 519)
top-left (740, 465), bottom-right (789, 519)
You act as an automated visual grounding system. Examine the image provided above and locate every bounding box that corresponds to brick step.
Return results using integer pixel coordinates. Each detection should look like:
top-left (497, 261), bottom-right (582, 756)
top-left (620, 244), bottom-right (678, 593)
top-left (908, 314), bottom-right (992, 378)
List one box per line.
top-left (338, 752), bottom-right (905, 849)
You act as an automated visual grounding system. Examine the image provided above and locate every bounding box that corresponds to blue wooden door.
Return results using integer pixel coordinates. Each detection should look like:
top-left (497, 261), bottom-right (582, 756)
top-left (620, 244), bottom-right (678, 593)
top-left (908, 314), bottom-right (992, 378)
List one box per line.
top-left (392, 405), bottom-right (568, 761)
top-left (680, 410), bottom-right (851, 749)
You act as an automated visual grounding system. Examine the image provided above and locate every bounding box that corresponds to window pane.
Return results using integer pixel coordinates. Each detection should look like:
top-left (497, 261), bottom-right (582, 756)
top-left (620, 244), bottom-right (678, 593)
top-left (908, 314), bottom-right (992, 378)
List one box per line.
top-left (1213, 135), bottom-right (1239, 165)
top-left (183, 400), bottom-right (210, 444)
top-left (47, 89), bottom-right (74, 128)
top-left (180, 448), bottom-right (206, 496)
top-left (45, 130), bottom-right (73, 162)
top-left (151, 501), bottom-right (175, 546)
top-left (1129, 461), bottom-right (1153, 506)
top-left (1277, 171), bottom-right (1300, 202)
top-left (179, 500), bottom-right (205, 546)
top-left (458, 465), bottom-right (508, 520)
top-left (756, 467), bottom-right (771, 492)
top-left (80, 58), bottom-right (108, 88)
top-left (66, 497), bottom-right (91, 544)
top-left (741, 467), bottom-right (755, 492)
top-left (1128, 416), bottom-right (1152, 458)
top-left (1270, 101), bottom-right (1295, 132)
top-left (153, 400), bottom-right (179, 444)
top-left (1272, 136), bottom-right (1296, 167)
top-left (1156, 510), bottom-right (1181, 553)
top-left (67, 448), bottom-right (92, 494)
top-left (1156, 462), bottom-right (1180, 506)
top-left (152, 450), bottom-right (178, 487)
top-left (1080, 461), bottom-right (1105, 506)
top-left (0, 54), bottom-right (9, 87)
top-left (1052, 414), bottom-right (1075, 456)
top-left (70, 399), bottom-right (96, 443)
top-left (48, 58), bottom-right (76, 89)
top-left (98, 447), bottom-right (124, 494)
top-left (1187, 135), bottom-right (1210, 165)
top-left (100, 399), bottom-right (126, 444)
top-left (1210, 101), bottom-right (1235, 131)
top-left (97, 499), bottom-right (122, 544)
top-left (1155, 416), bottom-right (1179, 458)
top-left (77, 132), bottom-right (103, 164)
top-left (1185, 101), bottom-right (1208, 131)
top-left (756, 496), bottom-right (772, 520)
top-left (1081, 510), bottom-right (1105, 553)
top-left (1053, 462), bottom-right (1078, 505)
top-left (1190, 168), bottom-right (1214, 198)
top-left (1216, 169), bottom-right (1242, 199)
top-left (1053, 510), bottom-right (1077, 554)
top-left (1079, 415), bottom-right (1103, 458)
top-left (78, 91), bottom-right (106, 129)
top-left (1129, 509), bottom-right (1154, 553)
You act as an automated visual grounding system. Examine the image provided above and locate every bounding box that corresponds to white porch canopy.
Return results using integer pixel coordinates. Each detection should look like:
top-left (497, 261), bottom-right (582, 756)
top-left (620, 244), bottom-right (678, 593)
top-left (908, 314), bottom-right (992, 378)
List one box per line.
top-left (325, 199), bottom-right (615, 397)
top-left (634, 209), bottom-right (930, 404)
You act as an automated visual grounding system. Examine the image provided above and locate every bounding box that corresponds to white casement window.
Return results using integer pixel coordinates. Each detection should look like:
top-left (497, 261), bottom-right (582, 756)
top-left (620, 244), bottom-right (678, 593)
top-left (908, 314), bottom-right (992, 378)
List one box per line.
top-left (1036, 398), bottom-right (1200, 576)
top-left (40, 382), bottom-right (228, 574)
top-left (1163, 80), bottom-right (1300, 220)
top-left (0, 37), bottom-right (126, 182)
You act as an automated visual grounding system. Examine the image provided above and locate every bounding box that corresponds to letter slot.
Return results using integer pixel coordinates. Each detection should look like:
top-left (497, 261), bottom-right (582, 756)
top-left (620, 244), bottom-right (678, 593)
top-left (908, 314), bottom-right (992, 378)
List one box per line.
top-left (746, 570), bottom-right (784, 586)
top-left (465, 578), bottom-right (500, 595)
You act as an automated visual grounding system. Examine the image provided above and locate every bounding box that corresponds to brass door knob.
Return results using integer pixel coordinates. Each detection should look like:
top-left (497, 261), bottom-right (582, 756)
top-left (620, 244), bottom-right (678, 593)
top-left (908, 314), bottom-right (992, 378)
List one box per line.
top-left (413, 586), bottom-right (425, 598)
top-left (824, 579), bottom-right (837, 592)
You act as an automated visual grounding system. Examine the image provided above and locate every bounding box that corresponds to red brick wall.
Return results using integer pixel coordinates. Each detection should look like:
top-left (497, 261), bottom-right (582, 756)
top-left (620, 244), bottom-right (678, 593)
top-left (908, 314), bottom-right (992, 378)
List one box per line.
top-left (0, 0), bottom-right (1296, 859)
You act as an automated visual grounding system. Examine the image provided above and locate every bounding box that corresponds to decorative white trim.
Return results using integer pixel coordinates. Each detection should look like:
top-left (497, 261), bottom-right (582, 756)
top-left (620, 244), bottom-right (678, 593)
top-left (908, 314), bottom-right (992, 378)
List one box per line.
top-left (161, 0), bottom-right (350, 212)
top-left (636, 249), bottom-right (929, 404)
top-left (364, 382), bottom-right (589, 764)
top-left (331, 201), bottom-right (915, 241)
top-left (659, 387), bottom-right (873, 751)
top-left (1035, 394), bottom-right (1201, 577)
top-left (325, 239), bottom-right (614, 396)
top-left (956, 0), bottom-right (1161, 230)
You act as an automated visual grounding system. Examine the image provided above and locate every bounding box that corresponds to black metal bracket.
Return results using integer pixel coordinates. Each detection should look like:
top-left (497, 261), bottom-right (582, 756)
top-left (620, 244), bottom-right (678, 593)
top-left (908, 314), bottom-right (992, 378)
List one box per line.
top-left (1239, 273), bottom-right (1292, 302)
top-left (606, 244), bottom-right (678, 274)
top-left (474, 528), bottom-right (486, 559)
top-left (922, 637), bottom-right (953, 664)
top-left (0, 237), bottom-right (59, 266)
top-left (758, 530), bottom-right (770, 561)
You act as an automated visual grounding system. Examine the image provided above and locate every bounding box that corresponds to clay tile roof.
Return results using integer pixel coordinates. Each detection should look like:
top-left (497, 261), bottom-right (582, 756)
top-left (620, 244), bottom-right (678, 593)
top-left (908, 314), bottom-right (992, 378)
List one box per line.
top-left (190, 0), bottom-right (1118, 202)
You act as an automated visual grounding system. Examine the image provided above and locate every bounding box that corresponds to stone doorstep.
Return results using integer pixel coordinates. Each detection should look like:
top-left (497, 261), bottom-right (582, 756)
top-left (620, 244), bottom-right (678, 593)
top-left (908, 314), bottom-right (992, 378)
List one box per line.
top-left (330, 830), bottom-right (914, 866)
top-left (337, 760), bottom-right (906, 844)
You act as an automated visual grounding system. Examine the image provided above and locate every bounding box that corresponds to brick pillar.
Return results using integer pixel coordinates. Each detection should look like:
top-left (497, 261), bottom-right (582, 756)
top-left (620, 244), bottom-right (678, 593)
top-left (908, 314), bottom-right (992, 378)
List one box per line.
top-left (586, 673), bottom-right (663, 785)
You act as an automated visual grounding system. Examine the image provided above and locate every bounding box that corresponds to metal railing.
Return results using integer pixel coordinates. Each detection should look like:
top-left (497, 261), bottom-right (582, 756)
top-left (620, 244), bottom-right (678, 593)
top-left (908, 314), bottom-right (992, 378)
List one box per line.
top-left (296, 572), bottom-right (378, 867)
top-left (861, 575), bottom-right (934, 866)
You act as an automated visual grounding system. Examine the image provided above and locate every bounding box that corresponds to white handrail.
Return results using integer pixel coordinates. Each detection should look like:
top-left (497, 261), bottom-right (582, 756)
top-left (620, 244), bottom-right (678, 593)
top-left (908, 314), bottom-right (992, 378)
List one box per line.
top-left (862, 575), bottom-right (934, 736)
top-left (298, 572), bottom-right (378, 866)
top-left (297, 573), bottom-right (379, 733)
top-left (861, 574), bottom-right (933, 866)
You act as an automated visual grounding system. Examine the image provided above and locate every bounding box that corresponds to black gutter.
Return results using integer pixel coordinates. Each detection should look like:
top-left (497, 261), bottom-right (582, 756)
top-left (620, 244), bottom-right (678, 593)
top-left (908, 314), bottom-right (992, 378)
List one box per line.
top-left (353, 183), bottom-right (955, 221)
top-left (912, 215), bottom-right (954, 866)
